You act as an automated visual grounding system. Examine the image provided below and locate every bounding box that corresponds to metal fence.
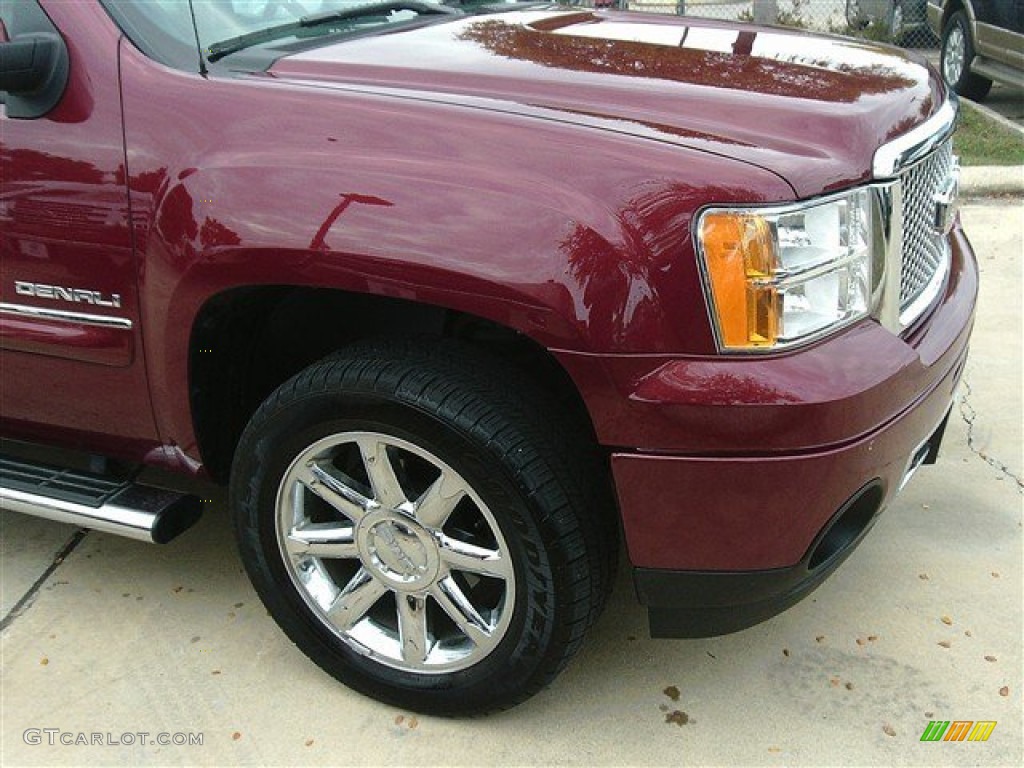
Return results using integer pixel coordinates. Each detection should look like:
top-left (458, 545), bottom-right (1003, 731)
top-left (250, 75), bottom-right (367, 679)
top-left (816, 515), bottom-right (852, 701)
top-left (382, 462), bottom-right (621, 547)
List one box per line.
top-left (597, 1), bottom-right (939, 50)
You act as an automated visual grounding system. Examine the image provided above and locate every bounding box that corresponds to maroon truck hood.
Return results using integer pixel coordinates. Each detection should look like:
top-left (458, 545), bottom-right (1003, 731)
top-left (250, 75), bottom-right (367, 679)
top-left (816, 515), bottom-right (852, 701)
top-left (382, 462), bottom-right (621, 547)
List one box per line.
top-left (268, 9), bottom-right (943, 197)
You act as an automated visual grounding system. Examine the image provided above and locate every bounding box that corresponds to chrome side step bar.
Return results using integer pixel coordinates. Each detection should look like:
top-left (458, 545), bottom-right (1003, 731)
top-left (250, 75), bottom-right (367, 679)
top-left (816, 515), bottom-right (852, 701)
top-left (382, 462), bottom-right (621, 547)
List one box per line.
top-left (0, 456), bottom-right (201, 544)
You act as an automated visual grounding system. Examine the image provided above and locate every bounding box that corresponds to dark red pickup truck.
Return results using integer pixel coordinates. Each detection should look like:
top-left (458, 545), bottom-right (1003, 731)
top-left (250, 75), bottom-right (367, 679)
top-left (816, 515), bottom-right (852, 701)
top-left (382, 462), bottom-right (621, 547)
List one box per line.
top-left (0, 0), bottom-right (976, 713)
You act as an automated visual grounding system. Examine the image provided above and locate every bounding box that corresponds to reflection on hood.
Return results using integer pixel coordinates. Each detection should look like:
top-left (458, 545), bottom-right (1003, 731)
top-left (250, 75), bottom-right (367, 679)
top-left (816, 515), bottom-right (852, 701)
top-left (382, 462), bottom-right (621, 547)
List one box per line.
top-left (458, 18), bottom-right (916, 104)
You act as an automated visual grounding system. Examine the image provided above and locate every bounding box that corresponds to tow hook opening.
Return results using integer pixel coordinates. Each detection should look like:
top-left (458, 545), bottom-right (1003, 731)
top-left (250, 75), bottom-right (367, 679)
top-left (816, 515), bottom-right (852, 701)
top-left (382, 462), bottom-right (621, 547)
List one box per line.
top-left (807, 483), bottom-right (884, 571)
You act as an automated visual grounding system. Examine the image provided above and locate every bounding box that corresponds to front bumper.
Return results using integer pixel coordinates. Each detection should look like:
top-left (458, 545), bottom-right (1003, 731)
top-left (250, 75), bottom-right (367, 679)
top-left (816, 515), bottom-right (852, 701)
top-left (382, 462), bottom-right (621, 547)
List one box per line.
top-left (633, 402), bottom-right (955, 638)
top-left (560, 226), bottom-right (977, 638)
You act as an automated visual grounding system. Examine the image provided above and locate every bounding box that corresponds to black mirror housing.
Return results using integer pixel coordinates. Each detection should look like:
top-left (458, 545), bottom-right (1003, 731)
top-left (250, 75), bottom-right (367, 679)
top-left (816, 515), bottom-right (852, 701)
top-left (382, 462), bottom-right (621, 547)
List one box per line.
top-left (0, 32), bottom-right (69, 118)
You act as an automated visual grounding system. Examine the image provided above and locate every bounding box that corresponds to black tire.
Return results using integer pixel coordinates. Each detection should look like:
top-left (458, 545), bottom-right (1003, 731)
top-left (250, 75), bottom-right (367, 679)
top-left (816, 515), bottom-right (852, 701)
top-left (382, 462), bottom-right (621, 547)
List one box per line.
top-left (229, 339), bottom-right (613, 714)
top-left (941, 11), bottom-right (993, 101)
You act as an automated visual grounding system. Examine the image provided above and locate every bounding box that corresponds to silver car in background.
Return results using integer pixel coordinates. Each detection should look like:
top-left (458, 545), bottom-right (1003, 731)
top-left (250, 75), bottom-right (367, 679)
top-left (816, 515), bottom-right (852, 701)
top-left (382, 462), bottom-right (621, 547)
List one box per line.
top-left (847, 0), bottom-right (930, 43)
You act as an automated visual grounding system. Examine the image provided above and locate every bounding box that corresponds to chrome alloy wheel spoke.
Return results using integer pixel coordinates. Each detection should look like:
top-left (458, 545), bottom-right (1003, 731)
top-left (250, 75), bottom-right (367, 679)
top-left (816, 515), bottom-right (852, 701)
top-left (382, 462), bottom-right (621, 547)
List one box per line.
top-left (397, 593), bottom-right (430, 665)
top-left (431, 576), bottom-right (493, 646)
top-left (413, 469), bottom-right (467, 528)
top-left (327, 567), bottom-right (389, 630)
top-left (438, 534), bottom-right (511, 580)
top-left (356, 436), bottom-right (407, 510)
top-left (285, 521), bottom-right (358, 559)
top-left (297, 462), bottom-right (376, 523)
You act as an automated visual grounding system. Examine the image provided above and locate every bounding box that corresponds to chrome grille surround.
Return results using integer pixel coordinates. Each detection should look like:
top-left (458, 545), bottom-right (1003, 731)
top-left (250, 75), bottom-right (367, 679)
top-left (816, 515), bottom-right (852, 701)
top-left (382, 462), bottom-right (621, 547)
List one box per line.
top-left (871, 97), bottom-right (960, 333)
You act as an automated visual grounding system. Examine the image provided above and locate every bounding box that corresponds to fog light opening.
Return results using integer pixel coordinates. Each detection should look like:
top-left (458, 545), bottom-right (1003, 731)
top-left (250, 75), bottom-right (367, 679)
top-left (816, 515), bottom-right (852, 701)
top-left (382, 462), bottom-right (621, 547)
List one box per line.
top-left (807, 483), bottom-right (884, 571)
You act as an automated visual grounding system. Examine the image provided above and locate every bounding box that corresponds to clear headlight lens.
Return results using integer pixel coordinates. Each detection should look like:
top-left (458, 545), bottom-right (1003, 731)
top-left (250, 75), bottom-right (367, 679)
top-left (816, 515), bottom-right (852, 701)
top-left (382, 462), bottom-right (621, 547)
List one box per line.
top-left (697, 189), bottom-right (878, 351)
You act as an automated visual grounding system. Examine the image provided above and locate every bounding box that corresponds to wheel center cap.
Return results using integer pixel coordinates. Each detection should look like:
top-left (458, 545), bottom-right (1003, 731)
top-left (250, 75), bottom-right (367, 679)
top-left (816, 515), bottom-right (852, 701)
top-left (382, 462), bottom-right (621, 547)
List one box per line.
top-left (359, 512), bottom-right (439, 589)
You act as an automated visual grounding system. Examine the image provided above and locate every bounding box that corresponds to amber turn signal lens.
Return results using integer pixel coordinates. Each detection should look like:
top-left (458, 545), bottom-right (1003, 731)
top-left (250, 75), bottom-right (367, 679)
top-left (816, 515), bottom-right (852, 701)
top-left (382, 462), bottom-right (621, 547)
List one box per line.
top-left (700, 213), bottom-right (778, 348)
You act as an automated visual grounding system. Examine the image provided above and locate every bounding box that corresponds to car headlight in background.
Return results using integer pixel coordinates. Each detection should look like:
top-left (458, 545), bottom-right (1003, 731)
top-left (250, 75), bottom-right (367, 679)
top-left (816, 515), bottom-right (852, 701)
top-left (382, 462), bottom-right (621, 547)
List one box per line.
top-left (697, 188), bottom-right (882, 351)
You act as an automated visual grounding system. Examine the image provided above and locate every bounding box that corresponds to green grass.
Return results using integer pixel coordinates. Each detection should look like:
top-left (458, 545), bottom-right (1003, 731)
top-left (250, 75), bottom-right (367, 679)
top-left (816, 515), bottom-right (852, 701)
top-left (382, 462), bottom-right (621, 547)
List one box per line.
top-left (953, 102), bottom-right (1024, 166)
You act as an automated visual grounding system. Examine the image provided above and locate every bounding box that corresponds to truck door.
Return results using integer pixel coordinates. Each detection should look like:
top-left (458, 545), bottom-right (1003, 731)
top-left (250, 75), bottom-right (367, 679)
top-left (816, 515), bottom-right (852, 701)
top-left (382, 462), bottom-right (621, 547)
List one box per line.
top-left (0, 0), bottom-right (159, 455)
top-left (974, 0), bottom-right (1024, 70)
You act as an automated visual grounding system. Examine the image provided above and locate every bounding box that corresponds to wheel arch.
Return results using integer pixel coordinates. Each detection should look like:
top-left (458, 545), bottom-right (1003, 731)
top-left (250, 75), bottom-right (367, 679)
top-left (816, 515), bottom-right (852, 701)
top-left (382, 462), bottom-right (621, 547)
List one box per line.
top-left (188, 285), bottom-right (603, 485)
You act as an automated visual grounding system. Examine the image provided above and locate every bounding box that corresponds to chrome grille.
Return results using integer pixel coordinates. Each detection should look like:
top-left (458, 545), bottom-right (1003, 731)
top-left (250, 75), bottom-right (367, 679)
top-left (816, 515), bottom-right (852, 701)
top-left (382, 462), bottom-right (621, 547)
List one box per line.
top-left (898, 140), bottom-right (954, 312)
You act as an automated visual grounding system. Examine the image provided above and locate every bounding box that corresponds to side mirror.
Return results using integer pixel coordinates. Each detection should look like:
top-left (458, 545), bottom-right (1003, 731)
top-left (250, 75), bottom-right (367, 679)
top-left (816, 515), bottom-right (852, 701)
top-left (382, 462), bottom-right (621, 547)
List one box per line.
top-left (0, 32), bottom-right (69, 118)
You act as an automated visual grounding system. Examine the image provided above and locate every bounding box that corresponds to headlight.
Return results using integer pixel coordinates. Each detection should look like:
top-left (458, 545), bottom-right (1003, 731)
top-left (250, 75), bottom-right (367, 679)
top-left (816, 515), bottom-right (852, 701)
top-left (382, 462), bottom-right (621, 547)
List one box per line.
top-left (697, 188), bottom-right (882, 351)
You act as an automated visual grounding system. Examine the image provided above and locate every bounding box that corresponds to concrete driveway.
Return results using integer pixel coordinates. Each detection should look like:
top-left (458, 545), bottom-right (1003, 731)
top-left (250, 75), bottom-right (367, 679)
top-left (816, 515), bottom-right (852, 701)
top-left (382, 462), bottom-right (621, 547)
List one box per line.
top-left (2, 202), bottom-right (1021, 766)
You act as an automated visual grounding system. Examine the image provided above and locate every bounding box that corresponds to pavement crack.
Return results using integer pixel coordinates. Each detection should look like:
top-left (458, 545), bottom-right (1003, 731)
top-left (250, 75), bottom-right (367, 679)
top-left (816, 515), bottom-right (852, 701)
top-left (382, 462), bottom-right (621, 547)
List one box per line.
top-left (1, 528), bottom-right (88, 632)
top-left (958, 378), bottom-right (1024, 493)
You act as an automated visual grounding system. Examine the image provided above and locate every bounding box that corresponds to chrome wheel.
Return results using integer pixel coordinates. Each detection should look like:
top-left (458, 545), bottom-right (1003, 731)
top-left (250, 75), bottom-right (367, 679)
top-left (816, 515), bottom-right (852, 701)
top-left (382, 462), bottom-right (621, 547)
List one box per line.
top-left (275, 431), bottom-right (515, 673)
top-left (943, 25), bottom-right (966, 85)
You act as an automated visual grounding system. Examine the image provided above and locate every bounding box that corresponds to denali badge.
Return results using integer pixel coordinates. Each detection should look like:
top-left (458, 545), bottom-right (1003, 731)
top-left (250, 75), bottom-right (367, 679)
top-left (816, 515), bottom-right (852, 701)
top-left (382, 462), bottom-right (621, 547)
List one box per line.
top-left (14, 281), bottom-right (122, 309)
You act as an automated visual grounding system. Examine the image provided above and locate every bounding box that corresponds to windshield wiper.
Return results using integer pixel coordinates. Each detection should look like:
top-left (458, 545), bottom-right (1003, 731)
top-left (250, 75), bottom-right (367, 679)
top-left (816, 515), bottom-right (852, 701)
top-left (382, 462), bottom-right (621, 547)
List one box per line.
top-left (207, 2), bottom-right (459, 63)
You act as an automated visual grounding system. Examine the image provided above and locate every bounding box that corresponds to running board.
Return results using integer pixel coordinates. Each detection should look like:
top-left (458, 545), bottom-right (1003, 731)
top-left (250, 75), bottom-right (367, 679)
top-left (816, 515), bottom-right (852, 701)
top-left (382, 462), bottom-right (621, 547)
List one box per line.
top-left (972, 57), bottom-right (1024, 89)
top-left (0, 455), bottom-right (201, 543)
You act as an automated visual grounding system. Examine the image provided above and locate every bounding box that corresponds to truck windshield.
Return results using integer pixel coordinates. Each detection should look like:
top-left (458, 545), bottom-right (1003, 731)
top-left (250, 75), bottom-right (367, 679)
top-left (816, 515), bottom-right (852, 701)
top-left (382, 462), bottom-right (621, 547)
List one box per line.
top-left (207, 2), bottom-right (458, 62)
top-left (100, 0), bottom-right (532, 70)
